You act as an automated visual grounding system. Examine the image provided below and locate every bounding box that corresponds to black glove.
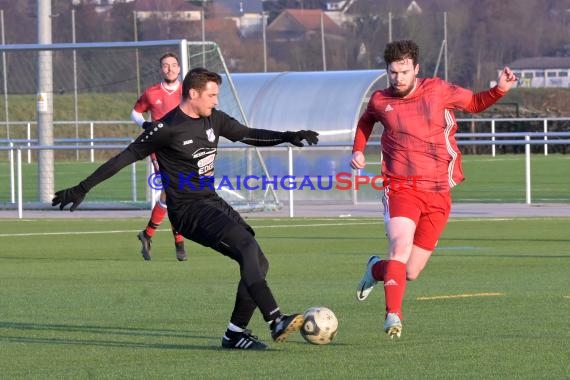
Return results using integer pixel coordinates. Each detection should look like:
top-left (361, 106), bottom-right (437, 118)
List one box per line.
top-left (142, 121), bottom-right (153, 130)
top-left (52, 184), bottom-right (88, 211)
top-left (283, 130), bottom-right (319, 147)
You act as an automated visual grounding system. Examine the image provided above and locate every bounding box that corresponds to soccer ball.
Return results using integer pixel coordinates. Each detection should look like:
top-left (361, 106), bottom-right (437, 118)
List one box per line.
top-left (300, 306), bottom-right (338, 345)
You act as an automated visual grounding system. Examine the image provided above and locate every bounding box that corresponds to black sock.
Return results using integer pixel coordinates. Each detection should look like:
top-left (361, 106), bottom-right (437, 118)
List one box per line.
top-left (247, 281), bottom-right (282, 322)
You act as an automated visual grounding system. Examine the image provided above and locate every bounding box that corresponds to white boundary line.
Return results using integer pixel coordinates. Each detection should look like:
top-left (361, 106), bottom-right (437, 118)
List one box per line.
top-left (0, 221), bottom-right (382, 238)
top-left (0, 216), bottom-right (568, 237)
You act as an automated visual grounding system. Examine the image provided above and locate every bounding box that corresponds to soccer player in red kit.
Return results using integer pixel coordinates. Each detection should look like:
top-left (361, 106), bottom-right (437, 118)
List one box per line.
top-left (131, 52), bottom-right (186, 261)
top-left (352, 40), bottom-right (517, 338)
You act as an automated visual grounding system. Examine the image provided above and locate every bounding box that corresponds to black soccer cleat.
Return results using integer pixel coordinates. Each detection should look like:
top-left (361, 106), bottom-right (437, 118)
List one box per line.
top-left (175, 242), bottom-right (187, 261)
top-left (221, 329), bottom-right (268, 350)
top-left (270, 313), bottom-right (304, 343)
top-left (137, 231), bottom-right (152, 261)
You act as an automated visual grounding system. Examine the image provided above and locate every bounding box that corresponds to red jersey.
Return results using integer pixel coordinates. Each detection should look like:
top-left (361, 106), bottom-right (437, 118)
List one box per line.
top-left (353, 77), bottom-right (505, 192)
top-left (133, 82), bottom-right (182, 121)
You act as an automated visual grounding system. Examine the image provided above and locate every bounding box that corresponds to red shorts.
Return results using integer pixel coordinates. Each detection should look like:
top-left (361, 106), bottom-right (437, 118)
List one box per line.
top-left (382, 187), bottom-right (451, 251)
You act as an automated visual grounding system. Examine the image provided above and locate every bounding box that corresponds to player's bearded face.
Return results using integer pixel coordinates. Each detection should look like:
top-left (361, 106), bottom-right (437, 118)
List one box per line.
top-left (388, 58), bottom-right (419, 97)
top-left (161, 57), bottom-right (180, 84)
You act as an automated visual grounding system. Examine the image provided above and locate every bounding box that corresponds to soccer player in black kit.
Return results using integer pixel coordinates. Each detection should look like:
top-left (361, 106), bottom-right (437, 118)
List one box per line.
top-left (52, 68), bottom-right (319, 350)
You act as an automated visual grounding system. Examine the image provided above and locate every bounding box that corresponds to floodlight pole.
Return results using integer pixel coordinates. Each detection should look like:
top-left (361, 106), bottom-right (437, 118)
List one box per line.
top-left (262, 11), bottom-right (267, 72)
top-left (133, 11), bottom-right (141, 95)
top-left (1, 10), bottom-right (9, 140)
top-left (72, 9), bottom-right (79, 160)
top-left (388, 12), bottom-right (392, 42)
top-left (201, 7), bottom-right (206, 66)
top-left (320, 11), bottom-right (327, 71)
top-left (37, 0), bottom-right (54, 203)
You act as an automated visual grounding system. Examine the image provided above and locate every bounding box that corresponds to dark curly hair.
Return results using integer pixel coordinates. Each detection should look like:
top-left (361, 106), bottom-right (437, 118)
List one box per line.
top-left (383, 40), bottom-right (419, 66)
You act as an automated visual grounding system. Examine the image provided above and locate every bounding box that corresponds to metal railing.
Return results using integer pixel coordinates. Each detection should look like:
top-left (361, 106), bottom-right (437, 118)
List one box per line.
top-left (456, 117), bottom-right (570, 156)
top-left (2, 130), bottom-right (570, 218)
top-left (1, 144), bottom-right (138, 218)
top-left (0, 120), bottom-right (135, 163)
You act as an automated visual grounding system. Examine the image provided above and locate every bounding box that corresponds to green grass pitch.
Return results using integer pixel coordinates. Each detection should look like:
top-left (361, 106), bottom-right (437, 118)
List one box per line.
top-left (0, 216), bottom-right (569, 379)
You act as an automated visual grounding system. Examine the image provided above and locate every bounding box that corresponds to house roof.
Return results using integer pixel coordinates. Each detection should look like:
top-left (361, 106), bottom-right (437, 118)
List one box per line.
top-left (267, 9), bottom-right (345, 35)
top-left (508, 57), bottom-right (570, 70)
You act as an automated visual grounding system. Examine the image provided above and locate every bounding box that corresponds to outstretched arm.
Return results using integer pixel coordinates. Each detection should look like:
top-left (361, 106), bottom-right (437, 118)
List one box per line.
top-left (216, 109), bottom-right (318, 146)
top-left (463, 67), bottom-right (518, 113)
top-left (52, 149), bottom-right (140, 211)
top-left (239, 128), bottom-right (319, 147)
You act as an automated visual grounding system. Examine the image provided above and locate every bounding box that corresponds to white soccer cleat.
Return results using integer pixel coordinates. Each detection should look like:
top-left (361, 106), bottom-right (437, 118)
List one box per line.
top-left (384, 313), bottom-right (402, 339)
top-left (356, 255), bottom-right (381, 301)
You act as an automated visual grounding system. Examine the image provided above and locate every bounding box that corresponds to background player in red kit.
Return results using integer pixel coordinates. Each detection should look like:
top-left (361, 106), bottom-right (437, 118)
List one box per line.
top-left (131, 52), bottom-right (186, 261)
top-left (351, 40), bottom-right (517, 338)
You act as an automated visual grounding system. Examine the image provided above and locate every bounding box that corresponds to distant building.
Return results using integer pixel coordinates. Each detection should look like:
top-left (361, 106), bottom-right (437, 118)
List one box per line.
top-left (134, 0), bottom-right (201, 21)
top-left (506, 57), bottom-right (570, 88)
top-left (267, 9), bottom-right (346, 42)
top-left (210, 0), bottom-right (264, 37)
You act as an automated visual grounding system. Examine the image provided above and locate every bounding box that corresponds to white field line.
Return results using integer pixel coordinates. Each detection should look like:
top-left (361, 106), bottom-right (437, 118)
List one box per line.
top-left (0, 221), bottom-right (382, 238)
top-left (0, 216), bottom-right (567, 238)
top-left (416, 292), bottom-right (504, 301)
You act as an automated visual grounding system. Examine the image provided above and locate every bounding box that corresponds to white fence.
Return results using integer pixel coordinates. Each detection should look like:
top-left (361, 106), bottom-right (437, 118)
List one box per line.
top-left (2, 122), bottom-right (570, 218)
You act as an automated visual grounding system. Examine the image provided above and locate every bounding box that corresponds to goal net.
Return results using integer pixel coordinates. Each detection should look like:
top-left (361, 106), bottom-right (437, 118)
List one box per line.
top-left (185, 42), bottom-right (280, 211)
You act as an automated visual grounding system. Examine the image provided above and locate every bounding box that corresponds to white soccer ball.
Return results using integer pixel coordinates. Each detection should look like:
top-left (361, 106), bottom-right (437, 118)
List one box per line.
top-left (300, 306), bottom-right (338, 345)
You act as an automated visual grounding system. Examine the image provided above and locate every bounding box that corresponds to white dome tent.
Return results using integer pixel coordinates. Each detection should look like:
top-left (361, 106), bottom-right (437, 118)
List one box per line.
top-left (225, 70), bottom-right (387, 144)
top-left (218, 70), bottom-right (387, 203)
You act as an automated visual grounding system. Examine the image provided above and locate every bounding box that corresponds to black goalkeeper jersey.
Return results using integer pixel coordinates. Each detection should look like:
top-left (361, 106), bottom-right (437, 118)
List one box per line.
top-left (80, 106), bottom-right (288, 207)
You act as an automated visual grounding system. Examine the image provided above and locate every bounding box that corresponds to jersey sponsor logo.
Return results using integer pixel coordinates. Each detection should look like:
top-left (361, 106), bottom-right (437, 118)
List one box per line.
top-left (199, 163), bottom-right (214, 176)
top-left (197, 153), bottom-right (215, 168)
top-left (384, 104), bottom-right (394, 112)
top-left (194, 148), bottom-right (217, 176)
top-left (192, 147), bottom-right (217, 159)
top-left (183, 139), bottom-right (193, 146)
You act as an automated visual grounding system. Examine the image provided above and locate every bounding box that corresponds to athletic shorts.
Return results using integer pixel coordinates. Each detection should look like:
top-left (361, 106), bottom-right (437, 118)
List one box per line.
top-left (167, 192), bottom-right (254, 249)
top-left (382, 187), bottom-right (451, 251)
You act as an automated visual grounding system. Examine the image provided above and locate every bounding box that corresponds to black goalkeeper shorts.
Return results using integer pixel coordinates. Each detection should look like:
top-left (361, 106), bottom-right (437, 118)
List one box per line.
top-left (167, 193), bottom-right (255, 249)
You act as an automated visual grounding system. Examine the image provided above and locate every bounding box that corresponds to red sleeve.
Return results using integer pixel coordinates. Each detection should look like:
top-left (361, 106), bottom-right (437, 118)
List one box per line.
top-left (352, 101), bottom-right (377, 153)
top-left (463, 86), bottom-right (505, 113)
top-left (133, 92), bottom-right (150, 114)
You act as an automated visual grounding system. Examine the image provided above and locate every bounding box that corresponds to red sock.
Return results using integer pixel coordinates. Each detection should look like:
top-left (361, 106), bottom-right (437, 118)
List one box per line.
top-left (172, 226), bottom-right (184, 244)
top-left (145, 203), bottom-right (167, 237)
top-left (383, 260), bottom-right (407, 319)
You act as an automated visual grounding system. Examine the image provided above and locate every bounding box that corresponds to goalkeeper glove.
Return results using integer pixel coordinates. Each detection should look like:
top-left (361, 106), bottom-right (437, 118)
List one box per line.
top-left (283, 130), bottom-right (319, 147)
top-left (142, 121), bottom-right (153, 130)
top-left (52, 183), bottom-right (88, 211)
